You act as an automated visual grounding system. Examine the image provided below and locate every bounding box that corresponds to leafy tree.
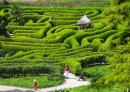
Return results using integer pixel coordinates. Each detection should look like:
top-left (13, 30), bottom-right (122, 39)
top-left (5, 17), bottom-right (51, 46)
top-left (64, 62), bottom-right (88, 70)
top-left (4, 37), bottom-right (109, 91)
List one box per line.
top-left (93, 54), bottom-right (130, 92)
top-left (111, 0), bottom-right (128, 5)
top-left (0, 15), bottom-right (9, 37)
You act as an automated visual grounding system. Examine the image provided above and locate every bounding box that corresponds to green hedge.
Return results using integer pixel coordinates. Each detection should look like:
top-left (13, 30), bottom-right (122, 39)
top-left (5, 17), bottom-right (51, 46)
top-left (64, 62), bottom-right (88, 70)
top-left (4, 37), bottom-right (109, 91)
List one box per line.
top-left (81, 30), bottom-right (117, 45)
top-left (6, 25), bottom-right (41, 33)
top-left (99, 32), bottom-right (123, 51)
top-left (0, 65), bottom-right (61, 76)
top-left (43, 29), bottom-right (77, 43)
top-left (64, 36), bottom-right (80, 49)
top-left (37, 16), bottom-right (50, 23)
top-left (51, 20), bottom-right (77, 25)
top-left (79, 54), bottom-right (106, 67)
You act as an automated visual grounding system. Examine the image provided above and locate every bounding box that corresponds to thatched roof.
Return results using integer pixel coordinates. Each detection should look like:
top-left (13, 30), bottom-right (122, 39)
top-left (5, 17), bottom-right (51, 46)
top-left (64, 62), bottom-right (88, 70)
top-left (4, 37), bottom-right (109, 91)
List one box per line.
top-left (77, 15), bottom-right (91, 25)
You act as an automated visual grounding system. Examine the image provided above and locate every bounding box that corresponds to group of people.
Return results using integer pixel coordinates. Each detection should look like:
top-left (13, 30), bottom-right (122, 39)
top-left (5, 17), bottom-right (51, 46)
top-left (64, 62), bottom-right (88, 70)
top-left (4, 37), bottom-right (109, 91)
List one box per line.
top-left (63, 64), bottom-right (70, 79)
top-left (33, 64), bottom-right (85, 92)
top-left (63, 64), bottom-right (85, 81)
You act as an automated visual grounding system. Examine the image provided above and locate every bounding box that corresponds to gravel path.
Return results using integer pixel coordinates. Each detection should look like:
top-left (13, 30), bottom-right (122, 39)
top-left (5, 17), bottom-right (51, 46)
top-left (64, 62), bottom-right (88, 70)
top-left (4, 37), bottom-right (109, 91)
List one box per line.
top-left (0, 73), bottom-right (90, 92)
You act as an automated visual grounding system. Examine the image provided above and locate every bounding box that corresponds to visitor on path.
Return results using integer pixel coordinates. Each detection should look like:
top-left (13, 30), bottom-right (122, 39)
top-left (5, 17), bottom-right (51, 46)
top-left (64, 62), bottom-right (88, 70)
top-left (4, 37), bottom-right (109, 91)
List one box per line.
top-left (33, 79), bottom-right (37, 92)
top-left (78, 71), bottom-right (85, 81)
top-left (63, 64), bottom-right (70, 79)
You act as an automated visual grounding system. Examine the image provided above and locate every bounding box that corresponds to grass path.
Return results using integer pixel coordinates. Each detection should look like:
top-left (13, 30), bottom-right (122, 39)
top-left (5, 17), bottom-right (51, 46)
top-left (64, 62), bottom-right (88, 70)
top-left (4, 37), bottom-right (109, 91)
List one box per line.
top-left (0, 73), bottom-right (90, 92)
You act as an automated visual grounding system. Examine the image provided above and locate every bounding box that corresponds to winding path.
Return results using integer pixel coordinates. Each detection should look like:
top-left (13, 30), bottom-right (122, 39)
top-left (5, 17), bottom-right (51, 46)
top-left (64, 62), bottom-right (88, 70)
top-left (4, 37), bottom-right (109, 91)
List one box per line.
top-left (0, 73), bottom-right (90, 92)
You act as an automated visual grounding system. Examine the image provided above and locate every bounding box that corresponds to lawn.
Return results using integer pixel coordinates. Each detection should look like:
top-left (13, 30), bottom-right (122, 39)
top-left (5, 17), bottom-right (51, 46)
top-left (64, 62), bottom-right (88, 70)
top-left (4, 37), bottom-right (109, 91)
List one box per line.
top-left (0, 76), bottom-right (64, 88)
top-left (83, 65), bottom-right (109, 79)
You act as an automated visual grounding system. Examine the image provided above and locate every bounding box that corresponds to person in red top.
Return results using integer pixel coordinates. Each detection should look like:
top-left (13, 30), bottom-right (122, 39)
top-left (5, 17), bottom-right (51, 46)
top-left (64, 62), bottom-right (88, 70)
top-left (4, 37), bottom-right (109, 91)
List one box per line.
top-left (64, 65), bottom-right (70, 79)
top-left (33, 79), bottom-right (37, 92)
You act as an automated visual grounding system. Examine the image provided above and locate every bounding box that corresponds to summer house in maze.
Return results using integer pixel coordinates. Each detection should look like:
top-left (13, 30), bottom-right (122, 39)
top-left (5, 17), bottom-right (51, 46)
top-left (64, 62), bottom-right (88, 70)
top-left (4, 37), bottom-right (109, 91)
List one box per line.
top-left (77, 15), bottom-right (92, 30)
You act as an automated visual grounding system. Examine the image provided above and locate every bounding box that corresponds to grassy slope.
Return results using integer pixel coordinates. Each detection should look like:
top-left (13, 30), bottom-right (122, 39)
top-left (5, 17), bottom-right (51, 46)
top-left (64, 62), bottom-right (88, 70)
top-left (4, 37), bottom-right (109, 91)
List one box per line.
top-left (0, 76), bottom-right (63, 88)
top-left (83, 65), bottom-right (109, 79)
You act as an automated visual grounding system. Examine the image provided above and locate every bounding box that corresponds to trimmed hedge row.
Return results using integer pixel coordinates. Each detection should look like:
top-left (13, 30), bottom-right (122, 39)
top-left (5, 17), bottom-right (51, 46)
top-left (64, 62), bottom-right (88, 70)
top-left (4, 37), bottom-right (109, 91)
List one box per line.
top-left (43, 29), bottom-right (77, 43)
top-left (37, 16), bottom-right (50, 23)
top-left (0, 65), bottom-right (60, 76)
top-left (6, 25), bottom-right (41, 33)
top-left (22, 15), bottom-right (42, 23)
top-left (55, 26), bottom-right (78, 33)
top-left (3, 42), bottom-right (62, 48)
top-left (13, 30), bottom-right (37, 34)
top-left (47, 26), bottom-right (62, 35)
top-left (81, 30), bottom-right (117, 44)
top-left (63, 23), bottom-right (114, 48)
top-left (79, 54), bottom-right (106, 66)
top-left (64, 36), bottom-right (80, 49)
top-left (99, 32), bottom-right (123, 51)
top-left (51, 20), bottom-right (77, 25)
top-left (1, 43), bottom-right (63, 52)
top-left (86, 10), bottom-right (100, 18)
top-left (49, 47), bottom-right (93, 57)
top-left (76, 23), bottom-right (114, 41)
top-left (25, 23), bottom-right (46, 26)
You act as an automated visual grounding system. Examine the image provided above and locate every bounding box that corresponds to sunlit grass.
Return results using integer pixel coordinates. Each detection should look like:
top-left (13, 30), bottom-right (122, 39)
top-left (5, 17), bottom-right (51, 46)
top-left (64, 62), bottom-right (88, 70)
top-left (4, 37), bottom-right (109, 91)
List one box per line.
top-left (0, 76), bottom-right (63, 88)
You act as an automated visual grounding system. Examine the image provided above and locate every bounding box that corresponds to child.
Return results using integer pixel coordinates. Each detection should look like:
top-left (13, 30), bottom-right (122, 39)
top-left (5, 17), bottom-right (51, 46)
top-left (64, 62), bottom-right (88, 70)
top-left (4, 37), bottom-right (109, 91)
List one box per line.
top-left (33, 79), bottom-right (37, 92)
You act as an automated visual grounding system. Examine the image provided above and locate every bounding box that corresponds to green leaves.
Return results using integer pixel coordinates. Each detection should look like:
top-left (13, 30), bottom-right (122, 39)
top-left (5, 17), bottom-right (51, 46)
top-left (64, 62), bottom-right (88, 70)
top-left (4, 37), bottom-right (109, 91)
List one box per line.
top-left (111, 0), bottom-right (128, 5)
top-left (94, 54), bottom-right (130, 88)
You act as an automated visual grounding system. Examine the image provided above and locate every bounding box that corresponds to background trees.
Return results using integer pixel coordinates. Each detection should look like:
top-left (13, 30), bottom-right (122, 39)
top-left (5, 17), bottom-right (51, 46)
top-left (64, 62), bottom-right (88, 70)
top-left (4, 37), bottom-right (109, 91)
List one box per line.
top-left (111, 0), bottom-right (128, 5)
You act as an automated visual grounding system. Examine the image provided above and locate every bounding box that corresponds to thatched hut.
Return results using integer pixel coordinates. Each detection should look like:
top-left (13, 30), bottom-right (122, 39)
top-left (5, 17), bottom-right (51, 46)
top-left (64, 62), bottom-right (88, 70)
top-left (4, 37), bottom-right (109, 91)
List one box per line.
top-left (77, 15), bottom-right (92, 30)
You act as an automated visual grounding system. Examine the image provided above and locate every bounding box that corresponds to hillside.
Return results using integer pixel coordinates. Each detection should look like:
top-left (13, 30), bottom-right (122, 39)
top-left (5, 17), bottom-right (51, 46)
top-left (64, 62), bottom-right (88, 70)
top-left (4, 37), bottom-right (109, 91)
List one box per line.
top-left (0, 0), bottom-right (130, 91)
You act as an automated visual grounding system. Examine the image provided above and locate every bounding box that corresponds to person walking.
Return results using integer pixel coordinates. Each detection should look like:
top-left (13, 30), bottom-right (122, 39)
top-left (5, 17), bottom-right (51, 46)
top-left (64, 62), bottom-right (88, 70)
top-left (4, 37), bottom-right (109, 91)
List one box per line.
top-left (33, 79), bottom-right (37, 92)
top-left (64, 65), bottom-right (70, 79)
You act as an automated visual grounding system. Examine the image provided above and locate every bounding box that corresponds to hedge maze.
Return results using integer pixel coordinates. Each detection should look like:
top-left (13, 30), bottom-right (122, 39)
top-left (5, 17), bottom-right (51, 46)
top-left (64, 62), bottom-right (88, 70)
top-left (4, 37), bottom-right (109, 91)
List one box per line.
top-left (0, 4), bottom-right (128, 77)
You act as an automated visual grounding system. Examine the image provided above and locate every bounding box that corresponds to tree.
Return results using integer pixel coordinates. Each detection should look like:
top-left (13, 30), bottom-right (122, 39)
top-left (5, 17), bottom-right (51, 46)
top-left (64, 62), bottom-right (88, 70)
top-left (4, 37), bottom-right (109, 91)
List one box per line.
top-left (111, 0), bottom-right (128, 5)
top-left (93, 54), bottom-right (130, 92)
top-left (0, 16), bottom-right (9, 37)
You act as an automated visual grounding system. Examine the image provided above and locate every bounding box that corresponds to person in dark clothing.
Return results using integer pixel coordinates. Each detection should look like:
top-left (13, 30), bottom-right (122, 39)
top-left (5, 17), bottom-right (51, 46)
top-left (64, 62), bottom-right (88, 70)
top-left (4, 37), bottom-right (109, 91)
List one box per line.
top-left (78, 71), bottom-right (85, 81)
